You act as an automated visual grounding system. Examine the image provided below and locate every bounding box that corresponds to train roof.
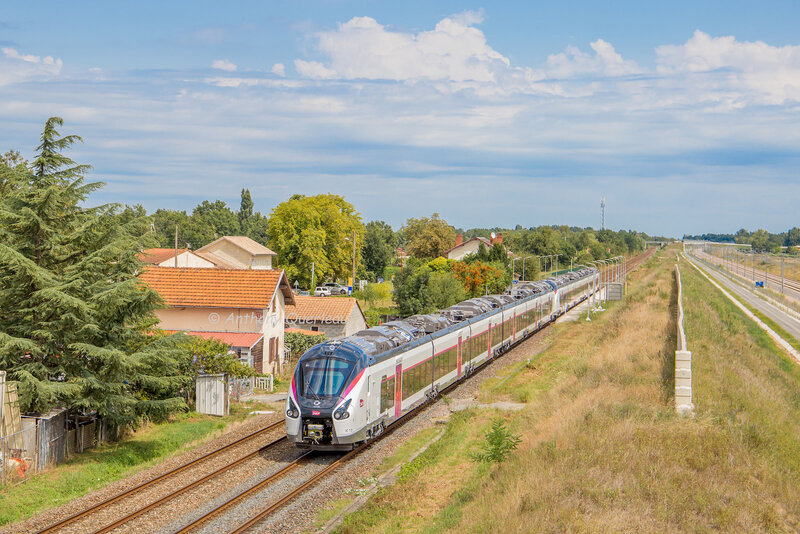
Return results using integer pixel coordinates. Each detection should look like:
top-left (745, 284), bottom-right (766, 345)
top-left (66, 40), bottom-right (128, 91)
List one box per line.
top-left (296, 266), bottom-right (598, 367)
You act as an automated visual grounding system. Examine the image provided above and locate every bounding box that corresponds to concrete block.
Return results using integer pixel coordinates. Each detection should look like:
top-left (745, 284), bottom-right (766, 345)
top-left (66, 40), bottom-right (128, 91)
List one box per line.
top-left (675, 368), bottom-right (691, 379)
top-left (675, 350), bottom-right (692, 361)
top-left (676, 403), bottom-right (695, 416)
top-left (676, 359), bottom-right (692, 371)
top-left (675, 386), bottom-right (692, 398)
top-left (676, 376), bottom-right (692, 388)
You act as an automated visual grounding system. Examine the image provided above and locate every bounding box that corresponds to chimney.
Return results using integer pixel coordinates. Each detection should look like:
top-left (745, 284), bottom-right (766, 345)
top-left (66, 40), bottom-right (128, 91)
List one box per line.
top-left (455, 234), bottom-right (463, 246)
top-left (491, 233), bottom-right (503, 246)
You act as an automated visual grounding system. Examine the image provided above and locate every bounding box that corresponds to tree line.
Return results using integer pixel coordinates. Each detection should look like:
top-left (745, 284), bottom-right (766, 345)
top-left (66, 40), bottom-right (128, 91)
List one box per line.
top-left (685, 228), bottom-right (800, 253)
top-left (1, 118), bottom-right (662, 423)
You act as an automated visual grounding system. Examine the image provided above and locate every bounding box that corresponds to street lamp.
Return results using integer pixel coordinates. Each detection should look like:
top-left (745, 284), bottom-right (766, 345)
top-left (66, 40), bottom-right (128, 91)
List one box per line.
top-left (597, 259), bottom-right (611, 310)
top-left (510, 257), bottom-right (520, 282)
top-left (345, 231), bottom-right (356, 294)
top-left (589, 260), bottom-right (604, 312)
top-left (522, 256), bottom-right (532, 281)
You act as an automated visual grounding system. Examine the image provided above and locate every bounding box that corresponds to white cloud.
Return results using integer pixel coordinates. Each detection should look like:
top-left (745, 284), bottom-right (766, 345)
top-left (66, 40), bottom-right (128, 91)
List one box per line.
top-left (296, 14), bottom-right (512, 84)
top-left (656, 30), bottom-right (800, 104)
top-left (0, 47), bottom-right (62, 85)
top-left (211, 59), bottom-right (237, 72)
top-left (291, 14), bottom-right (644, 98)
top-left (544, 39), bottom-right (642, 78)
top-left (271, 62), bottom-right (286, 77)
top-left (294, 59), bottom-right (337, 79)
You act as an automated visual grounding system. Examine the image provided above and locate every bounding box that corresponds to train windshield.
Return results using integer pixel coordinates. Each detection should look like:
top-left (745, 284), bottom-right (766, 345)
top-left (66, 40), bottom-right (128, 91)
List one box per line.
top-left (300, 357), bottom-right (354, 398)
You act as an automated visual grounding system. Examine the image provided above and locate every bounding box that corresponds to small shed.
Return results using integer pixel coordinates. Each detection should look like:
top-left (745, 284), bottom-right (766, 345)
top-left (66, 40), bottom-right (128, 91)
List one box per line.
top-left (21, 410), bottom-right (67, 471)
top-left (196, 374), bottom-right (230, 416)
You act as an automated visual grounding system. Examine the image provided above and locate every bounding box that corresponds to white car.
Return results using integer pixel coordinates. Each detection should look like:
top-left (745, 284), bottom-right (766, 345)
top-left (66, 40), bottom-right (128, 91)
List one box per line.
top-left (314, 286), bottom-right (332, 297)
top-left (324, 283), bottom-right (349, 295)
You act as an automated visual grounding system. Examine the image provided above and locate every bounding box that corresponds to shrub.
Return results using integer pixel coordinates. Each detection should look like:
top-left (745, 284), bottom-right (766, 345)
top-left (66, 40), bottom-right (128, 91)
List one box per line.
top-left (470, 418), bottom-right (522, 463)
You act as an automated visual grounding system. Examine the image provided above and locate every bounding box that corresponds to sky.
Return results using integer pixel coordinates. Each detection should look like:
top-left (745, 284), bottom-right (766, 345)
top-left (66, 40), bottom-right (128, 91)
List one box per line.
top-left (2, 1), bottom-right (800, 238)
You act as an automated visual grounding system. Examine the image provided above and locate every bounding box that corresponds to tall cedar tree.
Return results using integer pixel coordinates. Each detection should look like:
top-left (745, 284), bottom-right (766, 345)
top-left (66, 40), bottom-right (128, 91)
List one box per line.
top-left (0, 117), bottom-right (188, 424)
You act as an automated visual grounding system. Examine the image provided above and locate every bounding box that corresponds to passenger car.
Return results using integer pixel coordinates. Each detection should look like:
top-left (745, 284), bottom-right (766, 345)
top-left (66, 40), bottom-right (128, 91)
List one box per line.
top-left (324, 282), bottom-right (349, 295)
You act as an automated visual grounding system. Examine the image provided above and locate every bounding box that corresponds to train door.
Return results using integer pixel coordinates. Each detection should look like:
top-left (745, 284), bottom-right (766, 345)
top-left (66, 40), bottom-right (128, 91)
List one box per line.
top-left (394, 360), bottom-right (402, 418)
top-left (457, 333), bottom-right (463, 377)
top-left (513, 310), bottom-right (517, 343)
top-left (368, 373), bottom-right (379, 424)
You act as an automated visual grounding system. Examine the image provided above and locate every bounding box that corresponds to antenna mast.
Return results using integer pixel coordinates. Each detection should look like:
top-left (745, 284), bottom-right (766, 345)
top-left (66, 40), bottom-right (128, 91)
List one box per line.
top-left (600, 197), bottom-right (606, 230)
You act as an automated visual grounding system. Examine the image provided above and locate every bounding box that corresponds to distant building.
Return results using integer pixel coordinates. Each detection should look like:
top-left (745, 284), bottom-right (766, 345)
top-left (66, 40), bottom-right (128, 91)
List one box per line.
top-left (140, 248), bottom-right (216, 268)
top-left (285, 295), bottom-right (368, 338)
top-left (196, 236), bottom-right (278, 270)
top-left (139, 267), bottom-right (294, 374)
top-left (444, 233), bottom-right (505, 261)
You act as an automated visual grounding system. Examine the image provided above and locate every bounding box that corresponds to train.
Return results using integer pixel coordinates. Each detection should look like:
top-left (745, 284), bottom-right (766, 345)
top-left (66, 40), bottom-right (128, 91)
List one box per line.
top-left (285, 266), bottom-right (600, 450)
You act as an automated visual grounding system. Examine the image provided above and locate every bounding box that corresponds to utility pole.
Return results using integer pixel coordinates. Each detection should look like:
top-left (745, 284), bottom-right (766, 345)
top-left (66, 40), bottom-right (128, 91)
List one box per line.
top-left (352, 230), bottom-right (357, 294)
top-left (311, 262), bottom-right (315, 291)
top-left (174, 225), bottom-right (178, 267)
top-left (600, 197), bottom-right (606, 230)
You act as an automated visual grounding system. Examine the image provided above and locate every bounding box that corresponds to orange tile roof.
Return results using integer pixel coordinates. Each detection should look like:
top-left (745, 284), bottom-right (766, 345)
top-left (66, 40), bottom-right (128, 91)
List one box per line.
top-left (139, 267), bottom-right (294, 309)
top-left (140, 248), bottom-right (189, 265)
top-left (285, 327), bottom-right (326, 336)
top-left (161, 330), bottom-right (263, 347)
top-left (285, 295), bottom-right (365, 324)
top-left (188, 331), bottom-right (263, 347)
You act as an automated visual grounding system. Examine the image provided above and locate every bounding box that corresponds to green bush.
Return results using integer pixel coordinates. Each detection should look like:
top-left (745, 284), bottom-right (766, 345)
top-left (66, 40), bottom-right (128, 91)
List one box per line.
top-left (470, 418), bottom-right (521, 463)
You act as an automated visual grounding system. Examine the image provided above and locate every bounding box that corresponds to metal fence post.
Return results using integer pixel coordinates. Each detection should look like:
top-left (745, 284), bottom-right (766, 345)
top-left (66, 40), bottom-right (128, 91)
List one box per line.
top-left (782, 256), bottom-right (785, 294)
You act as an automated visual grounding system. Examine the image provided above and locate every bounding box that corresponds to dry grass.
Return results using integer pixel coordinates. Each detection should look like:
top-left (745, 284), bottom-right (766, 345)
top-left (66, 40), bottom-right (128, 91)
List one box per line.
top-left (337, 247), bottom-right (800, 533)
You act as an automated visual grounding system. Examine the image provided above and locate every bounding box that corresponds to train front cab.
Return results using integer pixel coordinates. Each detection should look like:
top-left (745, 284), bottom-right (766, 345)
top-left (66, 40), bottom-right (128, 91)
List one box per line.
top-left (286, 342), bottom-right (369, 451)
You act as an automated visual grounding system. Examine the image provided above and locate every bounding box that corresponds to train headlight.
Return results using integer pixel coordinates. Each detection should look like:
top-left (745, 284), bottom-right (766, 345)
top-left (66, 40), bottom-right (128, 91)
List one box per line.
top-left (333, 399), bottom-right (352, 420)
top-left (286, 397), bottom-right (300, 419)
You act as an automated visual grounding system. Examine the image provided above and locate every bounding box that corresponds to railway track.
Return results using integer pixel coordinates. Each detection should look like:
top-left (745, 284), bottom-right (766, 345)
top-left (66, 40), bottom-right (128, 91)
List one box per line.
top-left (35, 418), bottom-right (286, 534)
top-left (34, 249), bottom-right (656, 534)
top-left (183, 249), bottom-right (660, 533)
top-left (698, 251), bottom-right (800, 296)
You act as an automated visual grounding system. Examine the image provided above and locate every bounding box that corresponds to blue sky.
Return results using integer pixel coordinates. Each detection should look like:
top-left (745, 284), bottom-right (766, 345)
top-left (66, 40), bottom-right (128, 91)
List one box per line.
top-left (2, 1), bottom-right (800, 237)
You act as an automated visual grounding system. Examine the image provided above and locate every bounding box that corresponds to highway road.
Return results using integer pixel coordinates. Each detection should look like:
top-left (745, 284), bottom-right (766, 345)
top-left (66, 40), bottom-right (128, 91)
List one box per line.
top-left (687, 253), bottom-right (800, 344)
top-left (694, 250), bottom-right (800, 305)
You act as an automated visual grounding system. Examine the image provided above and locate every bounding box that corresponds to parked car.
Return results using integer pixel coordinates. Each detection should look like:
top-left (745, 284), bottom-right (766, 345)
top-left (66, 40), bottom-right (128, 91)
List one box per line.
top-left (314, 286), bottom-right (332, 297)
top-left (324, 282), bottom-right (349, 295)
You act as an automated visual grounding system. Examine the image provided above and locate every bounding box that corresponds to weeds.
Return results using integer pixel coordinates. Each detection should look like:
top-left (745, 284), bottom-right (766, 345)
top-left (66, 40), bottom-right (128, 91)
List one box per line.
top-left (469, 418), bottom-right (521, 464)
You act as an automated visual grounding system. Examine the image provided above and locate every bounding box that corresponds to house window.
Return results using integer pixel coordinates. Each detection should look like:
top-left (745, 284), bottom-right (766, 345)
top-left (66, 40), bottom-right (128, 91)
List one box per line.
top-left (310, 326), bottom-right (319, 332)
top-left (238, 348), bottom-right (253, 367)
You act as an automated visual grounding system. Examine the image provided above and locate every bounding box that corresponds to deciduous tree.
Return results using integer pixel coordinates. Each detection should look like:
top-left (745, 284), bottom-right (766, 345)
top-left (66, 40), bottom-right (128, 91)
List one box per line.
top-left (402, 213), bottom-right (456, 259)
top-left (267, 194), bottom-right (364, 288)
top-left (362, 220), bottom-right (396, 279)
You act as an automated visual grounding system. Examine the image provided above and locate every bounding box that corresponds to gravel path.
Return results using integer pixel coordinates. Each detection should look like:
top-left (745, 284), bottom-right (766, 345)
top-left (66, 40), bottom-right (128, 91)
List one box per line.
top-left (6, 413), bottom-right (283, 534)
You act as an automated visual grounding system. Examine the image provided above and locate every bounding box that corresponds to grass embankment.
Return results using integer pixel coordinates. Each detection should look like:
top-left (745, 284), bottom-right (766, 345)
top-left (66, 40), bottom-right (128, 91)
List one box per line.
top-left (334, 247), bottom-right (800, 532)
top-left (0, 400), bottom-right (266, 526)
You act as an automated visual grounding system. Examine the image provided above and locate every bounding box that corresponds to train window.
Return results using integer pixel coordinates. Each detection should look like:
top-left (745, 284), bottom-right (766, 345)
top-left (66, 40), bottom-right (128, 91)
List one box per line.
top-left (380, 376), bottom-right (395, 413)
top-left (301, 357), bottom-right (354, 398)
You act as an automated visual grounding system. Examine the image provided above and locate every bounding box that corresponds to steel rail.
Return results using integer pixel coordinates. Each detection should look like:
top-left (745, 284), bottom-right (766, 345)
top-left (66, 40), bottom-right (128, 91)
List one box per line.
top-left (35, 419), bottom-right (285, 534)
top-left (92, 434), bottom-right (288, 534)
top-left (218, 252), bottom-right (662, 534)
top-left (174, 450), bottom-right (315, 533)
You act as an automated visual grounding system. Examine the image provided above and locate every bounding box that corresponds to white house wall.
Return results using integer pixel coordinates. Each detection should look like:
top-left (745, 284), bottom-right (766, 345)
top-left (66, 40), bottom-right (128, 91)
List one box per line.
top-left (157, 251), bottom-right (215, 268)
